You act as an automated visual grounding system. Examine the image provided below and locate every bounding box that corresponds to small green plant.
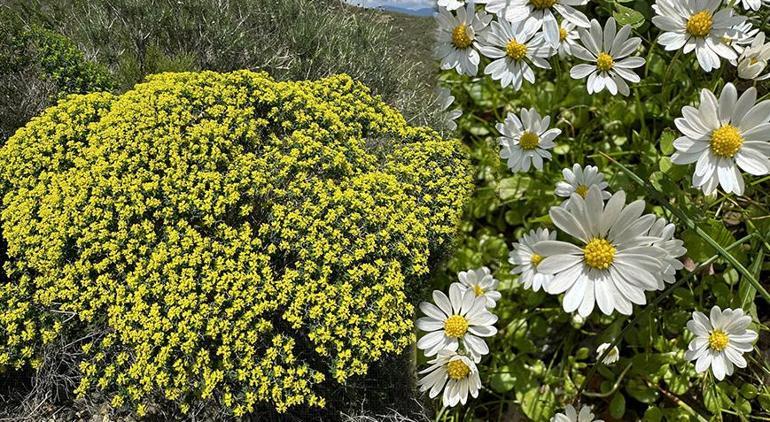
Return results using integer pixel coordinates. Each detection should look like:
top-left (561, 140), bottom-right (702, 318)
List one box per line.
top-left (27, 26), bottom-right (113, 94)
top-left (0, 11), bottom-right (112, 140)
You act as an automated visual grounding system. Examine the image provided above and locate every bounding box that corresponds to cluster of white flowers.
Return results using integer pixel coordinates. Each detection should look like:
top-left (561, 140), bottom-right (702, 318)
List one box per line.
top-left (435, 2), bottom-right (645, 95)
top-left (416, 267), bottom-right (500, 407)
top-left (510, 175), bottom-right (688, 318)
top-left (430, 0), bottom-right (765, 416)
top-left (436, 1), bottom-right (770, 192)
top-left (505, 166), bottom-right (759, 416)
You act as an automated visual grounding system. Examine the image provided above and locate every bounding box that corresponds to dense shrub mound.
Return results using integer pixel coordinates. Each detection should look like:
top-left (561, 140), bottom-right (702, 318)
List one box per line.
top-left (0, 71), bottom-right (472, 416)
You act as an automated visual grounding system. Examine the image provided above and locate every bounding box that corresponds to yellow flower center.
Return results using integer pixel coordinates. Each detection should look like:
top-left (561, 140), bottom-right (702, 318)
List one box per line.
top-left (596, 52), bottom-right (614, 72)
top-left (519, 131), bottom-right (540, 150)
top-left (472, 284), bottom-right (485, 297)
top-left (530, 253), bottom-right (544, 267)
top-left (446, 359), bottom-right (471, 380)
top-left (559, 26), bottom-right (569, 41)
top-left (708, 330), bottom-right (729, 352)
top-left (686, 10), bottom-right (713, 38)
top-left (506, 39), bottom-right (528, 60)
top-left (444, 315), bottom-right (469, 337)
top-left (575, 184), bottom-right (589, 198)
top-left (452, 24), bottom-right (473, 49)
top-left (583, 238), bottom-right (616, 270)
top-left (710, 124), bottom-right (744, 158)
top-left (531, 0), bottom-right (558, 9)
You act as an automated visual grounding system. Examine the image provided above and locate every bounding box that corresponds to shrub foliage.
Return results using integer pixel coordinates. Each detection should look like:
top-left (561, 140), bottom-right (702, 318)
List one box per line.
top-left (0, 70), bottom-right (473, 416)
top-left (0, 13), bottom-right (112, 140)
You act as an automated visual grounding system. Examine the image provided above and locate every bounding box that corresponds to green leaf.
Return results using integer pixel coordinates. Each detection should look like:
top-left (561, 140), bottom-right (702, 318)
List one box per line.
top-left (659, 128), bottom-right (676, 155)
top-left (740, 384), bottom-right (758, 399)
top-left (658, 157), bottom-right (672, 173)
top-left (626, 379), bottom-right (658, 404)
top-left (735, 396), bottom-right (752, 415)
top-left (703, 384), bottom-right (723, 414)
top-left (521, 387), bottom-right (556, 422)
top-left (610, 393), bottom-right (626, 419)
top-left (614, 4), bottom-right (645, 28)
top-left (682, 219), bottom-right (737, 262)
top-left (643, 407), bottom-right (663, 422)
top-left (497, 176), bottom-right (531, 201)
top-left (758, 391), bottom-right (770, 410)
top-left (663, 368), bottom-right (690, 395)
top-left (739, 248), bottom-right (763, 310)
top-left (489, 366), bottom-right (516, 393)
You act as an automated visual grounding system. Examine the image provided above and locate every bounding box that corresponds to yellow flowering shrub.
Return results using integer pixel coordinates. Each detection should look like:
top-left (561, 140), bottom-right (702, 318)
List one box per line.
top-left (0, 71), bottom-right (473, 416)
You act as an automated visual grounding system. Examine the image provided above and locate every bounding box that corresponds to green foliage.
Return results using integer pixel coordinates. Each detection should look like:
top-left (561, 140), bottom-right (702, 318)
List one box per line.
top-left (434, 1), bottom-right (770, 421)
top-left (0, 71), bottom-right (473, 417)
top-left (0, 10), bottom-right (112, 140)
top-left (24, 27), bottom-right (113, 94)
top-left (6, 0), bottom-right (438, 126)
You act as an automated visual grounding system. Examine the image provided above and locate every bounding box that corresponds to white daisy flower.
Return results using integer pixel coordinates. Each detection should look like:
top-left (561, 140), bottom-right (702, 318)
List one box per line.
top-left (596, 342), bottom-right (620, 365)
top-left (416, 283), bottom-right (498, 360)
top-left (569, 18), bottom-right (645, 96)
top-left (737, 0), bottom-right (762, 11)
top-left (478, 18), bottom-right (553, 90)
top-left (551, 404), bottom-right (604, 422)
top-left (505, 0), bottom-right (591, 49)
top-left (435, 2), bottom-right (493, 76)
top-left (647, 217), bottom-right (686, 289)
top-left (497, 108), bottom-right (561, 173)
top-left (417, 349), bottom-right (482, 407)
top-left (555, 163), bottom-right (611, 207)
top-left (438, 0), bottom-right (467, 10)
top-left (685, 306), bottom-right (758, 381)
top-left (457, 267), bottom-right (502, 308)
top-left (556, 21), bottom-right (580, 58)
top-left (738, 32), bottom-right (770, 80)
top-left (652, 0), bottom-right (745, 72)
top-left (533, 187), bottom-right (665, 317)
top-left (725, 21), bottom-right (759, 59)
top-left (509, 228), bottom-right (557, 292)
top-left (670, 83), bottom-right (770, 196)
top-left (436, 87), bottom-right (463, 131)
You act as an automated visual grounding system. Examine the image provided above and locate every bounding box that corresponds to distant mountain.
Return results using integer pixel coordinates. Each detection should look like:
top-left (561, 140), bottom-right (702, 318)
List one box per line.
top-left (379, 5), bottom-right (436, 16)
top-left (342, 0), bottom-right (436, 17)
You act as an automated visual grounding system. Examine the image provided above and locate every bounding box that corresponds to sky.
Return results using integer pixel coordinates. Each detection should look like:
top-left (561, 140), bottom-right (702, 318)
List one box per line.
top-left (344, 0), bottom-right (435, 10)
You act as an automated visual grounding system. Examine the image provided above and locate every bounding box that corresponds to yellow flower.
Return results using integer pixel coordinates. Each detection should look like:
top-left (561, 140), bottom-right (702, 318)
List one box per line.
top-left (0, 71), bottom-right (473, 416)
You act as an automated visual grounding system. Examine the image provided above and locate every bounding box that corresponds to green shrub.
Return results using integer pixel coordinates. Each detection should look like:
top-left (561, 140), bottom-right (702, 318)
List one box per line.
top-left (0, 70), bottom-right (472, 417)
top-left (0, 11), bottom-right (113, 140)
top-left (24, 26), bottom-right (113, 94)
